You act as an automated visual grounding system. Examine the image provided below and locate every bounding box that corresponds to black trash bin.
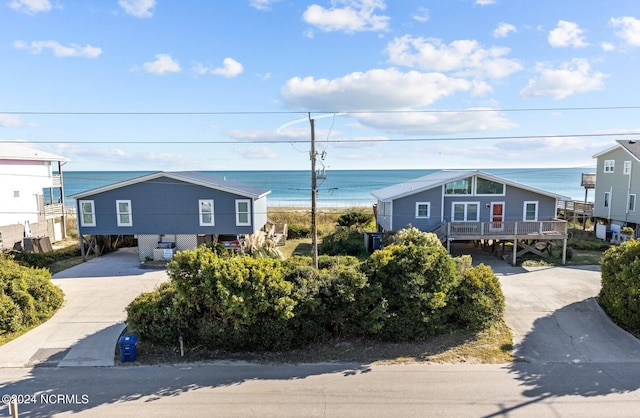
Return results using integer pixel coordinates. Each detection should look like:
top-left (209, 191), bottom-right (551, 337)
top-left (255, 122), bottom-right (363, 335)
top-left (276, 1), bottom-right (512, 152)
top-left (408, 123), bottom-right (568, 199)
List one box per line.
top-left (119, 334), bottom-right (138, 362)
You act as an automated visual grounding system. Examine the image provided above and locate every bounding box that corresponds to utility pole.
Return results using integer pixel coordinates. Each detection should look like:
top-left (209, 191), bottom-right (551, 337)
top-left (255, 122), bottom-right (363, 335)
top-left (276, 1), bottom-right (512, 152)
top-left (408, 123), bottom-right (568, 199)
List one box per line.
top-left (310, 116), bottom-right (318, 269)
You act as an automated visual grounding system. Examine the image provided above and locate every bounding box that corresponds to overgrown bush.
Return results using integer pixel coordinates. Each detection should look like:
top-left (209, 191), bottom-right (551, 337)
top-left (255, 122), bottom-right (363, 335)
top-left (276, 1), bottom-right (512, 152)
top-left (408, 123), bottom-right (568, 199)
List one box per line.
top-left (0, 256), bottom-right (63, 336)
top-left (126, 226), bottom-right (507, 351)
top-left (287, 224), bottom-right (311, 239)
top-left (319, 226), bottom-right (367, 257)
top-left (361, 240), bottom-right (459, 341)
top-left (9, 245), bottom-right (81, 269)
top-left (449, 263), bottom-right (505, 330)
top-left (599, 240), bottom-right (640, 336)
top-left (336, 211), bottom-right (373, 228)
top-left (126, 282), bottom-right (192, 345)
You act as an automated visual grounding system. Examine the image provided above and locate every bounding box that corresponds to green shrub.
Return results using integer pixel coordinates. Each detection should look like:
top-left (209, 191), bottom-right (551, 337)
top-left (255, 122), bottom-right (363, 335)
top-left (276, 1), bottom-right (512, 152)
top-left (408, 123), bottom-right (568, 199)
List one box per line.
top-left (126, 282), bottom-right (191, 345)
top-left (0, 256), bottom-right (63, 336)
top-left (319, 226), bottom-right (367, 257)
top-left (9, 245), bottom-right (81, 269)
top-left (336, 211), bottom-right (373, 228)
top-left (599, 240), bottom-right (640, 335)
top-left (449, 263), bottom-right (505, 330)
top-left (361, 241), bottom-right (459, 341)
top-left (287, 224), bottom-right (311, 239)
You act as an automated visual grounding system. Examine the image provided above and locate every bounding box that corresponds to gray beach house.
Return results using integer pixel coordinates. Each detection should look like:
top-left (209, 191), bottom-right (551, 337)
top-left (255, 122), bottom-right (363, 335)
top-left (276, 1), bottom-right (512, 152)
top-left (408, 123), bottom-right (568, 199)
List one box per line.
top-left (71, 171), bottom-right (270, 261)
top-left (371, 170), bottom-right (569, 264)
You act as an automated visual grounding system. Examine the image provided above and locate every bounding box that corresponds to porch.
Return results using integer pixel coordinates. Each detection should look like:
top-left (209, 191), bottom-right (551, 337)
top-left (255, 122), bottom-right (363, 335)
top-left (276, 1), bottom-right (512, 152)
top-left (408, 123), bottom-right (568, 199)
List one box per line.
top-left (433, 220), bottom-right (568, 265)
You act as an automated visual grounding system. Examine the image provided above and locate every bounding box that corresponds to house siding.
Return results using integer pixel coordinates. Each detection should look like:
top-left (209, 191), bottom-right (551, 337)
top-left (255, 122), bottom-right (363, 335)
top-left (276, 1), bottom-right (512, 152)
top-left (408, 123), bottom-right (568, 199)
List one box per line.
top-left (377, 174), bottom-right (559, 233)
top-left (392, 187), bottom-right (443, 232)
top-left (75, 177), bottom-right (263, 235)
top-left (593, 147), bottom-right (640, 225)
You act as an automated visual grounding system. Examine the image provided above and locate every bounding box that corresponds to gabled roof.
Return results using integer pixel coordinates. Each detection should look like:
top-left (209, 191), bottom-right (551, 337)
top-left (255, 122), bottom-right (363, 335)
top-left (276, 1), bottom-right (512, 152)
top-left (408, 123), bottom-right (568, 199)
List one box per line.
top-left (0, 142), bottom-right (69, 162)
top-left (371, 169), bottom-right (569, 201)
top-left (592, 140), bottom-right (640, 161)
top-left (70, 171), bottom-right (271, 200)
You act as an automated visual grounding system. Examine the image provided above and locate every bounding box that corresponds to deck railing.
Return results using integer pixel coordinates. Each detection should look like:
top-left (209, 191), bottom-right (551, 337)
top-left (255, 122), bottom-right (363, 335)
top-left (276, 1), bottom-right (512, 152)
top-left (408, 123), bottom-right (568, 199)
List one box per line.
top-left (44, 203), bottom-right (64, 218)
top-left (434, 220), bottom-right (567, 241)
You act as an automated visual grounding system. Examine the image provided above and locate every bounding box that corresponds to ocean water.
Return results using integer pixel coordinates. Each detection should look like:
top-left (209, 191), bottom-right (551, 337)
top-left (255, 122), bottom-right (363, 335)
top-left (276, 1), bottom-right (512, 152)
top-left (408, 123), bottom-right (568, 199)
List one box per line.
top-left (59, 167), bottom-right (595, 209)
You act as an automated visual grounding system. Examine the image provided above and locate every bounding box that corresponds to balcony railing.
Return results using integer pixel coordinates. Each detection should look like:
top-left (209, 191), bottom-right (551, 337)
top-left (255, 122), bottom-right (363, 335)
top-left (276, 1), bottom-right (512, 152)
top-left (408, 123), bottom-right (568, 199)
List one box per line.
top-left (434, 220), bottom-right (568, 241)
top-left (44, 203), bottom-right (64, 218)
top-left (52, 174), bottom-right (62, 187)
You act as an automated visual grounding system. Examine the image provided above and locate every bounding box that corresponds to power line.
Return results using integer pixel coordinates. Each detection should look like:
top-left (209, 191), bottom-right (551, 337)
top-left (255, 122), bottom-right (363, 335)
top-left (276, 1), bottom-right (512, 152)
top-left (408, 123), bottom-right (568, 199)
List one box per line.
top-left (2, 131), bottom-right (639, 145)
top-left (3, 105), bottom-right (640, 115)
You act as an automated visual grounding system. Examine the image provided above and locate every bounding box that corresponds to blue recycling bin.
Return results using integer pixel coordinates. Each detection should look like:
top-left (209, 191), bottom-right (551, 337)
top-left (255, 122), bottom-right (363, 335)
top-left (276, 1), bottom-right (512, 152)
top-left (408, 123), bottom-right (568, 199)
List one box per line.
top-left (119, 334), bottom-right (138, 362)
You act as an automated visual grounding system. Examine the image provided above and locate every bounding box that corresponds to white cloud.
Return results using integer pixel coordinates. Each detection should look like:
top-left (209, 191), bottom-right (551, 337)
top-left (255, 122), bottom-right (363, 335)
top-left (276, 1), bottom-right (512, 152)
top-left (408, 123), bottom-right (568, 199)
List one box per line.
top-left (355, 109), bottom-right (516, 134)
top-left (281, 68), bottom-right (488, 110)
top-left (13, 40), bottom-right (102, 58)
top-left (194, 58), bottom-right (244, 78)
top-left (520, 59), bottom-right (607, 99)
top-left (118, 0), bottom-right (156, 18)
top-left (9, 0), bottom-right (51, 14)
top-left (236, 146), bottom-right (277, 160)
top-left (493, 22), bottom-right (516, 38)
top-left (611, 16), bottom-right (640, 47)
top-left (601, 42), bottom-right (616, 52)
top-left (249, 0), bottom-right (280, 11)
top-left (303, 0), bottom-right (390, 33)
top-left (475, 0), bottom-right (495, 5)
top-left (548, 20), bottom-right (588, 48)
top-left (0, 114), bottom-right (26, 127)
top-left (142, 54), bottom-right (181, 75)
top-left (385, 36), bottom-right (522, 79)
top-left (411, 7), bottom-right (429, 23)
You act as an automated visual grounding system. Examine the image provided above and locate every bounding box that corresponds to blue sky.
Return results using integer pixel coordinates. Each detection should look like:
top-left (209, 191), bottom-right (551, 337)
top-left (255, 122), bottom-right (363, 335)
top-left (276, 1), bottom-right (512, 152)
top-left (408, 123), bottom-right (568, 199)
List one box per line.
top-left (1, 0), bottom-right (640, 171)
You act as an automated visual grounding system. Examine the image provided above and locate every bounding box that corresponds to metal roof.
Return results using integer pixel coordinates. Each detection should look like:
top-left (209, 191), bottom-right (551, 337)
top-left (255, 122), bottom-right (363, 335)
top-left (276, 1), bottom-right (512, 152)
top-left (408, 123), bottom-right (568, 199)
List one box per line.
top-left (371, 169), bottom-right (570, 201)
top-left (0, 143), bottom-right (69, 162)
top-left (70, 171), bottom-right (271, 200)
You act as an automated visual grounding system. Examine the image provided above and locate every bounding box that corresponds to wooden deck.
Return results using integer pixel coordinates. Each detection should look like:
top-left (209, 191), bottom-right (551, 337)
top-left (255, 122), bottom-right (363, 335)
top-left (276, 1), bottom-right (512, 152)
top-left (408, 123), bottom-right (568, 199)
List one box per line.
top-left (433, 220), bottom-right (568, 264)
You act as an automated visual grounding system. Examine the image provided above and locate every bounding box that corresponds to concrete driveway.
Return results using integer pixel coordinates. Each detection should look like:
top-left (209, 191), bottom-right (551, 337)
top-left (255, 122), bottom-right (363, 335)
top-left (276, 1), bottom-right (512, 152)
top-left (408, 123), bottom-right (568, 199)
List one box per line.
top-left (453, 243), bottom-right (640, 364)
top-left (0, 248), bottom-right (167, 367)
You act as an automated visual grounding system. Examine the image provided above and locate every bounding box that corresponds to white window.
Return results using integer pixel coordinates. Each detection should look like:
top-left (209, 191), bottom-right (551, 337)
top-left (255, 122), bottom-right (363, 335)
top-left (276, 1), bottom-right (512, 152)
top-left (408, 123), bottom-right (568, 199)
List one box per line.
top-left (452, 202), bottom-right (479, 221)
top-left (604, 192), bottom-right (610, 208)
top-left (629, 194), bottom-right (636, 212)
top-left (604, 160), bottom-right (615, 173)
top-left (415, 202), bottom-right (430, 218)
top-left (199, 199), bottom-right (215, 226)
top-left (523, 201), bottom-right (538, 221)
top-left (79, 200), bottom-right (96, 227)
top-left (116, 200), bottom-right (132, 227)
top-left (236, 199), bottom-right (251, 226)
top-left (624, 161), bottom-right (632, 175)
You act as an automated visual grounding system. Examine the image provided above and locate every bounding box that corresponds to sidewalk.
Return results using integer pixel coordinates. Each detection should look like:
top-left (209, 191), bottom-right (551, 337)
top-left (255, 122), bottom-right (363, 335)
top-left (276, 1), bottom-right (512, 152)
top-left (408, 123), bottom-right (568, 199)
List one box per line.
top-left (0, 248), bottom-right (168, 367)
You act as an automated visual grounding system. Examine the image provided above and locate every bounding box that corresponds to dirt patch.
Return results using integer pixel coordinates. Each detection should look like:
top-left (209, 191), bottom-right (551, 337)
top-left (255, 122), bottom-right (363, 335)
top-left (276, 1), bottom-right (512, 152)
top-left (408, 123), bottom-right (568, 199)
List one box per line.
top-left (117, 322), bottom-right (513, 366)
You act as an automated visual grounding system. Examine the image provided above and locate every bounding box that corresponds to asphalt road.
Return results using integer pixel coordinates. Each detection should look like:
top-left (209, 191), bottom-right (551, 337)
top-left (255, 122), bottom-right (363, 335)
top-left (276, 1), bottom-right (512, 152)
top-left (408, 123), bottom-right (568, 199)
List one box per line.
top-left (1, 361), bottom-right (640, 417)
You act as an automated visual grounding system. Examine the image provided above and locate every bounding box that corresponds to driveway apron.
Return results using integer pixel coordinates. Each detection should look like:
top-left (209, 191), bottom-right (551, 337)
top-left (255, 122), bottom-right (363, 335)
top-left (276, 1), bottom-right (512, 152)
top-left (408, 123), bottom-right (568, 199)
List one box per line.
top-left (0, 248), bottom-right (168, 367)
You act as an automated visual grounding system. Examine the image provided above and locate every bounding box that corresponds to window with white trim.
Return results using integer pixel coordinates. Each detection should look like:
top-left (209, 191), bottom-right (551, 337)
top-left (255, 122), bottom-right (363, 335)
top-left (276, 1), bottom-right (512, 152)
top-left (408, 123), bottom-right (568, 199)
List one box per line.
top-left (79, 200), bottom-right (96, 227)
top-left (629, 194), bottom-right (636, 212)
top-left (116, 200), bottom-right (132, 226)
top-left (604, 160), bottom-right (615, 173)
top-left (235, 199), bottom-right (251, 226)
top-left (452, 202), bottom-right (479, 221)
top-left (199, 199), bottom-right (215, 226)
top-left (415, 202), bottom-right (430, 218)
top-left (523, 201), bottom-right (538, 221)
top-left (624, 161), bottom-right (632, 175)
top-left (604, 192), bottom-right (610, 208)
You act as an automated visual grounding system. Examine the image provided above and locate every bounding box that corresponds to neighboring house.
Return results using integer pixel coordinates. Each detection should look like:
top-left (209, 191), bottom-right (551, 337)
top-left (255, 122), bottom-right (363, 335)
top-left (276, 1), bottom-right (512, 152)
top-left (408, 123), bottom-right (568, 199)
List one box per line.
top-left (70, 171), bottom-right (271, 262)
top-left (371, 170), bottom-right (569, 264)
top-left (592, 139), bottom-right (640, 240)
top-left (0, 143), bottom-right (69, 251)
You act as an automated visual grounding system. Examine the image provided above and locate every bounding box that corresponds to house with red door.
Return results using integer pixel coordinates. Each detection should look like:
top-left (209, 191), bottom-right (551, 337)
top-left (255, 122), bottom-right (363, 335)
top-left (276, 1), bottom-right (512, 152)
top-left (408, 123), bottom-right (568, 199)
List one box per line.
top-left (371, 170), bottom-right (570, 264)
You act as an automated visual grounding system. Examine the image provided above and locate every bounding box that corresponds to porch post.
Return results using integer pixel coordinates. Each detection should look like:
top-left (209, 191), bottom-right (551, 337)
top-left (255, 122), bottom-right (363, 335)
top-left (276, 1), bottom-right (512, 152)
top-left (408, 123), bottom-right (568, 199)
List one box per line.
top-left (562, 222), bottom-right (568, 265)
top-left (79, 234), bottom-right (86, 262)
top-left (512, 238), bottom-right (517, 265)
